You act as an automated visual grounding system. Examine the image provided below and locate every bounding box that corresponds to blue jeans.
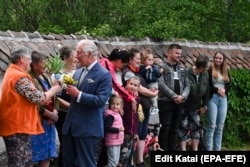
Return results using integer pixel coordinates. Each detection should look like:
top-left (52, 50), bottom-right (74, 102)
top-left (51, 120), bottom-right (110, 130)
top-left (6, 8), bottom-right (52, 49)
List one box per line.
top-left (205, 93), bottom-right (228, 151)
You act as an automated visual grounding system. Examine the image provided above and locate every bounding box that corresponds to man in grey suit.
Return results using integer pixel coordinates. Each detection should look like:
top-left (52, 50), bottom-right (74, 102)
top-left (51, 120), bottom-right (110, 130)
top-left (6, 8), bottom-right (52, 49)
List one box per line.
top-left (62, 39), bottom-right (112, 167)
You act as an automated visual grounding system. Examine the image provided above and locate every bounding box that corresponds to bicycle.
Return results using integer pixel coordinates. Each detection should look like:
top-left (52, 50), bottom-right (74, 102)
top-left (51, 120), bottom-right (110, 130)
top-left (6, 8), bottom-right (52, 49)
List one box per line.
top-left (144, 123), bottom-right (164, 158)
top-left (176, 121), bottom-right (207, 151)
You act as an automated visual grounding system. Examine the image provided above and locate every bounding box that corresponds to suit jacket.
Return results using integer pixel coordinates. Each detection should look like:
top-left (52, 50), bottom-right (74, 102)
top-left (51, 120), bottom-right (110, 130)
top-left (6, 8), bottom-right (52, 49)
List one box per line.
top-left (62, 62), bottom-right (112, 138)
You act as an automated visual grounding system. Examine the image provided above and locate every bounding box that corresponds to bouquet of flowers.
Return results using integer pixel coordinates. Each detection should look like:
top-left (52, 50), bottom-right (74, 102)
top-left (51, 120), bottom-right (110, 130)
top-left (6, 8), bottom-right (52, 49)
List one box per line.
top-left (63, 74), bottom-right (78, 85)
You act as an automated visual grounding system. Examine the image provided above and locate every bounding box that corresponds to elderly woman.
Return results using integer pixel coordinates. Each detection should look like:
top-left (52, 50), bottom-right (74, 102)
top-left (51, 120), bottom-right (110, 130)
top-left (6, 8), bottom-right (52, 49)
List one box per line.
top-left (0, 46), bottom-right (61, 167)
top-left (28, 51), bottom-right (60, 167)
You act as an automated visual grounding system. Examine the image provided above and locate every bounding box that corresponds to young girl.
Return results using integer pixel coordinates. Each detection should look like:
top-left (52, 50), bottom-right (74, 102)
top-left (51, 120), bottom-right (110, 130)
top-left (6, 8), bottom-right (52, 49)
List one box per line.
top-left (118, 76), bottom-right (141, 167)
top-left (104, 94), bottom-right (124, 167)
top-left (139, 48), bottom-right (162, 115)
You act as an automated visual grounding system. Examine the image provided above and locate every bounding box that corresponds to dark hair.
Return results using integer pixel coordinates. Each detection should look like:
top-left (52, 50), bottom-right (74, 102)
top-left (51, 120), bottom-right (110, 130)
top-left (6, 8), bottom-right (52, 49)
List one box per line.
top-left (30, 51), bottom-right (48, 70)
top-left (128, 48), bottom-right (140, 60)
top-left (108, 94), bottom-right (123, 109)
top-left (195, 55), bottom-right (209, 69)
top-left (167, 44), bottom-right (182, 52)
top-left (59, 45), bottom-right (74, 60)
top-left (108, 49), bottom-right (130, 63)
top-left (31, 51), bottom-right (48, 63)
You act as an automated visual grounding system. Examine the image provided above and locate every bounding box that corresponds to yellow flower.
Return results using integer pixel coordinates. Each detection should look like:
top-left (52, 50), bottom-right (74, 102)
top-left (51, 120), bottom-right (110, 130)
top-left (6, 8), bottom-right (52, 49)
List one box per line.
top-left (63, 75), bottom-right (78, 85)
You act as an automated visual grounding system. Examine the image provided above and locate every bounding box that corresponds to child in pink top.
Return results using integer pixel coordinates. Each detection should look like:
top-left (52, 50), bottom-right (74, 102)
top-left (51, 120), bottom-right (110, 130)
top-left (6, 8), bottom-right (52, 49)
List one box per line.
top-left (104, 95), bottom-right (124, 167)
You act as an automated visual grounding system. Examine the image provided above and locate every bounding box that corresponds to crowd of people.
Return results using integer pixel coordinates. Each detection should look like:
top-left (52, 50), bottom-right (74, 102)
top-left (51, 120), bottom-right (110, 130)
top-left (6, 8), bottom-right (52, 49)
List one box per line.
top-left (0, 40), bottom-right (231, 167)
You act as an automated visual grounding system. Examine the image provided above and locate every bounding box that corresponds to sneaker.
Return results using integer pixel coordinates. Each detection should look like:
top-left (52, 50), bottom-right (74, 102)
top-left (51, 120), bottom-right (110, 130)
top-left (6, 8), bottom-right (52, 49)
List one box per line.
top-left (150, 107), bottom-right (159, 115)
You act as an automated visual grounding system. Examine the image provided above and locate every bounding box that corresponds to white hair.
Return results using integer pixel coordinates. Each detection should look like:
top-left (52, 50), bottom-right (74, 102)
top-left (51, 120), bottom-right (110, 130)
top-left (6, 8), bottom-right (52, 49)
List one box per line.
top-left (82, 42), bottom-right (98, 58)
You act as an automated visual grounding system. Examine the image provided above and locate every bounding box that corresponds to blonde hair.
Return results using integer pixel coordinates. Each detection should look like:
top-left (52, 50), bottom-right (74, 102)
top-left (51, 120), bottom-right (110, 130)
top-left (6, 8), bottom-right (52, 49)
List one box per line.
top-left (140, 48), bottom-right (153, 63)
top-left (211, 52), bottom-right (230, 83)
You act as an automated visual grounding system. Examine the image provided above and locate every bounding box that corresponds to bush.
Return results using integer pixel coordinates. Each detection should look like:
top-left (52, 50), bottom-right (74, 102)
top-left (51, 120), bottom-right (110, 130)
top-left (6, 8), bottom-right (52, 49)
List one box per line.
top-left (223, 68), bottom-right (250, 147)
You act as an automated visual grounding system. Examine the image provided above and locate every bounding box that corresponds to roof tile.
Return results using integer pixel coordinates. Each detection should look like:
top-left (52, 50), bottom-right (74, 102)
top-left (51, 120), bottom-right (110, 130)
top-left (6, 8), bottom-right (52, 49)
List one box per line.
top-left (0, 31), bottom-right (250, 72)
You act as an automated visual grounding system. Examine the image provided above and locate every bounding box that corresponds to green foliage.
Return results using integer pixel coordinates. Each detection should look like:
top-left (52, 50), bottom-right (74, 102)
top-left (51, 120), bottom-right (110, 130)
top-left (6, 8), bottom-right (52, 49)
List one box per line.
top-left (223, 69), bottom-right (250, 147)
top-left (75, 26), bottom-right (90, 36)
top-left (38, 25), bottom-right (65, 34)
top-left (46, 55), bottom-right (65, 74)
top-left (89, 24), bottom-right (115, 37)
top-left (1, 0), bottom-right (250, 42)
top-left (0, 0), bottom-right (250, 42)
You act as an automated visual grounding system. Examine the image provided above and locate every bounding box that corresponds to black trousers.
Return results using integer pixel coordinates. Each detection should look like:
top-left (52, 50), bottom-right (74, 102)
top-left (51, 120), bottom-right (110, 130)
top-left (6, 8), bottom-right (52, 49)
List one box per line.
top-left (55, 111), bottom-right (67, 167)
top-left (158, 100), bottom-right (183, 151)
top-left (97, 139), bottom-right (107, 167)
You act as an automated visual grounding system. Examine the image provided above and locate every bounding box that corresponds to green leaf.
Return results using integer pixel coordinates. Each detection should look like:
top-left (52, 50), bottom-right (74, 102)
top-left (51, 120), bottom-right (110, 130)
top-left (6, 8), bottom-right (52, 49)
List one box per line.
top-left (45, 54), bottom-right (65, 74)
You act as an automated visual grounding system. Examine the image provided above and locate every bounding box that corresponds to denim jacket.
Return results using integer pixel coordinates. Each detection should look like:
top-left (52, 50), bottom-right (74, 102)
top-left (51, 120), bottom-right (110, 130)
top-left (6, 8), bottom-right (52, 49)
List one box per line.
top-left (157, 60), bottom-right (190, 101)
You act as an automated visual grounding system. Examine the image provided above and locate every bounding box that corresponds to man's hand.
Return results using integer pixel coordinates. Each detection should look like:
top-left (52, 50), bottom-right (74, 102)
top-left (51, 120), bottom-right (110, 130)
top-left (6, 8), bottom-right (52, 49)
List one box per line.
top-left (66, 85), bottom-right (80, 97)
top-left (197, 106), bottom-right (207, 114)
top-left (174, 95), bottom-right (184, 104)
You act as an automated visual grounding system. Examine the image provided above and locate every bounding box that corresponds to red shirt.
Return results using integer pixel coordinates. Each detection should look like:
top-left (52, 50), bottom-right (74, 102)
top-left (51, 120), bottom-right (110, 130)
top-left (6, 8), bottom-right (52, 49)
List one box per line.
top-left (100, 58), bottom-right (134, 102)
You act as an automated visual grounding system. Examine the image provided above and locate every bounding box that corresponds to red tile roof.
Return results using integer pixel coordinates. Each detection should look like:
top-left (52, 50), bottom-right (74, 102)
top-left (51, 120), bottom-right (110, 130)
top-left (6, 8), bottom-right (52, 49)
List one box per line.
top-left (1, 30), bottom-right (250, 72)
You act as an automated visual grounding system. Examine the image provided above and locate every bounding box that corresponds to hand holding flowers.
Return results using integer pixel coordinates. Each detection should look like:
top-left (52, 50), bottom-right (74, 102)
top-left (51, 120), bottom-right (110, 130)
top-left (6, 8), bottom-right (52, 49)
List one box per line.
top-left (63, 74), bottom-right (78, 85)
